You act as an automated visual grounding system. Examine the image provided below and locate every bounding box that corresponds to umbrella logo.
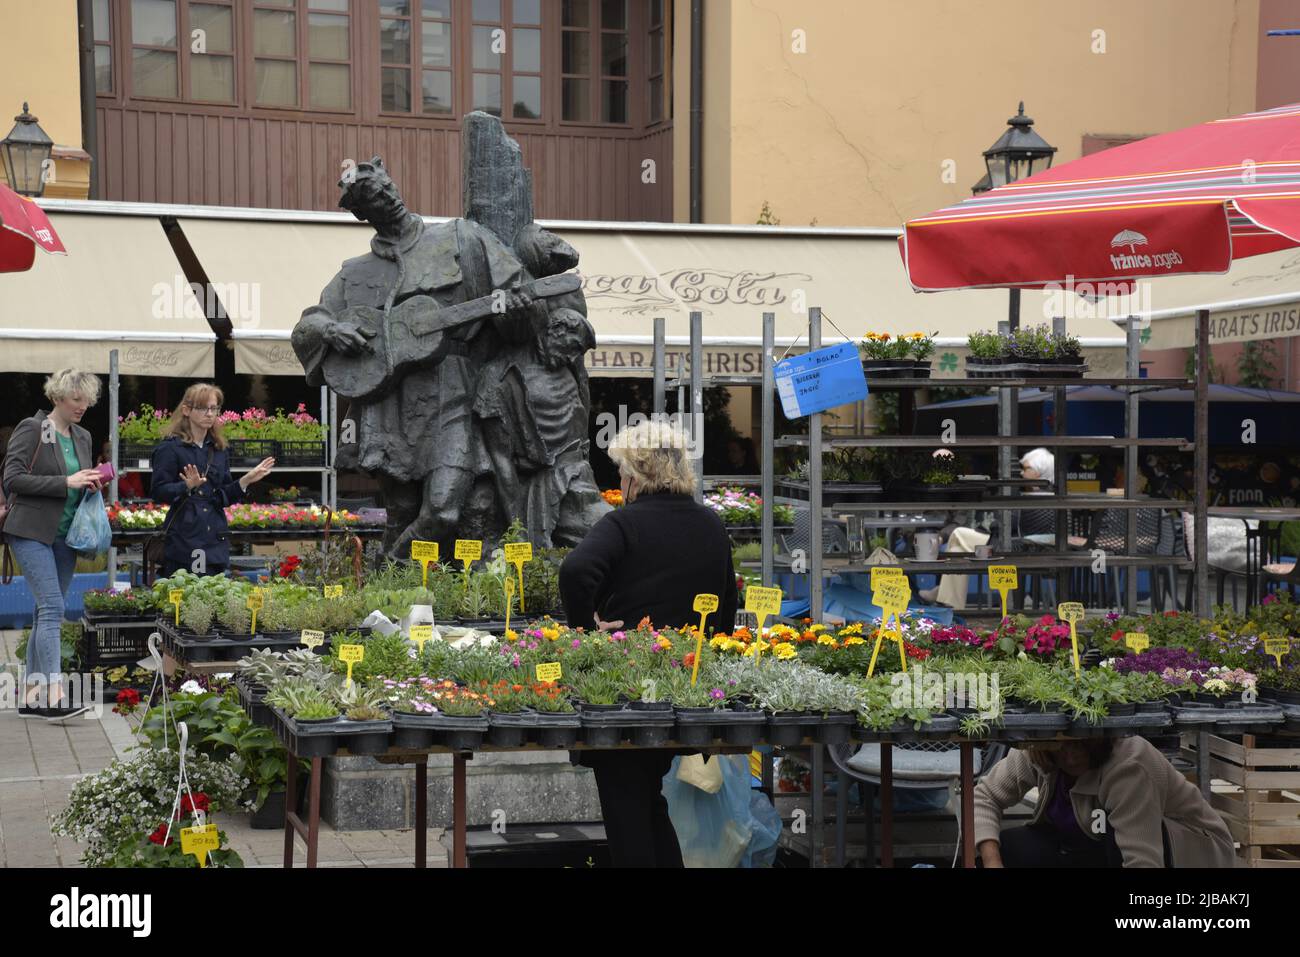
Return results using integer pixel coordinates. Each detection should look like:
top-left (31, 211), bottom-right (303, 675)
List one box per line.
top-left (1110, 229), bottom-right (1148, 254)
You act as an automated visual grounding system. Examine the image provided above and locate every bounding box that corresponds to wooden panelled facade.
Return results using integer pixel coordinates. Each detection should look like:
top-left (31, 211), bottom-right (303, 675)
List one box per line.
top-left (92, 0), bottom-right (673, 220)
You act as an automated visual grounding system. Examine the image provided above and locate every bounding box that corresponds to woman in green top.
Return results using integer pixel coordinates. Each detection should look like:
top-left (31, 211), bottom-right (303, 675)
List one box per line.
top-left (1, 369), bottom-right (104, 718)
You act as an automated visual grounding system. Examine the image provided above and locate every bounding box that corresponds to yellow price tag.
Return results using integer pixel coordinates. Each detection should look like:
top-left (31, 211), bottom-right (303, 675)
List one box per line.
top-left (504, 542), bottom-right (533, 564)
top-left (455, 539), bottom-right (483, 572)
top-left (323, 584), bottom-right (343, 599)
top-left (300, 629), bottom-right (325, 651)
top-left (410, 624), bottom-right (434, 654)
top-left (989, 564), bottom-right (1017, 620)
top-left (246, 590), bottom-right (264, 633)
top-left (1057, 602), bottom-right (1085, 674)
top-left (1264, 637), bottom-right (1292, 668)
top-left (169, 588), bottom-right (183, 625)
top-left (180, 823), bottom-right (220, 868)
top-left (873, 577), bottom-right (911, 611)
top-left (691, 594), bottom-right (719, 686)
top-left (867, 607), bottom-right (909, 678)
top-left (502, 575), bottom-right (516, 634)
top-left (536, 662), bottom-right (563, 683)
top-left (411, 540), bottom-right (439, 588)
top-left (744, 585), bottom-right (783, 635)
top-left (1125, 633), bottom-right (1150, 654)
top-left (869, 566), bottom-right (905, 590)
top-left (338, 643), bottom-right (364, 686)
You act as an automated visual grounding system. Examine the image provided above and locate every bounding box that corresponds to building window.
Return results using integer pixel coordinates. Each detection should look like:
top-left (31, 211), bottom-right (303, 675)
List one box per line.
top-left (471, 0), bottom-right (504, 116)
top-left (647, 0), bottom-right (663, 124)
top-left (131, 0), bottom-right (180, 98)
top-left (94, 0), bottom-right (114, 93)
top-left (190, 1), bottom-right (236, 102)
top-left (561, 0), bottom-right (627, 124)
top-left (253, 0), bottom-right (352, 110)
top-left (421, 0), bottom-right (454, 115)
top-left (511, 0), bottom-right (542, 120)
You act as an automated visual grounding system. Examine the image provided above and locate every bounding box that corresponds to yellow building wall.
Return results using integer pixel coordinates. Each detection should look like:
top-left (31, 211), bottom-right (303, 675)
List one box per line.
top-left (719, 0), bottom-right (1260, 227)
top-left (673, 0), bottom-right (735, 223)
top-left (0, 0), bottom-right (90, 197)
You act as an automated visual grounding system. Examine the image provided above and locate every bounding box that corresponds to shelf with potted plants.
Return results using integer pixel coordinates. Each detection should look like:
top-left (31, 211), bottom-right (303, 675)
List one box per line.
top-left (117, 403), bottom-right (328, 470)
top-left (859, 330), bottom-right (937, 379)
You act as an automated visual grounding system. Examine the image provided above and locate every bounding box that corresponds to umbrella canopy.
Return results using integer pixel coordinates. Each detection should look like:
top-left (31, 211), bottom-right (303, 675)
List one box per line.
top-left (901, 103), bottom-right (1300, 291)
top-left (0, 182), bottom-right (66, 272)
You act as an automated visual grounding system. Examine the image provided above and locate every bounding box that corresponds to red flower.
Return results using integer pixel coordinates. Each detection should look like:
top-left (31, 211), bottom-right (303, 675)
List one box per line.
top-left (180, 792), bottom-right (210, 814)
top-left (1110, 629), bottom-right (1123, 642)
top-left (148, 823), bottom-right (172, 846)
top-left (683, 652), bottom-right (696, 668)
top-left (112, 687), bottom-right (142, 715)
top-left (1164, 611), bottom-right (1179, 617)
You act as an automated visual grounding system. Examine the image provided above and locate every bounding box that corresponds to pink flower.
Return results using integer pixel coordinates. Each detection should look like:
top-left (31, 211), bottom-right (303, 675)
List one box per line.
top-left (571, 638), bottom-right (581, 648)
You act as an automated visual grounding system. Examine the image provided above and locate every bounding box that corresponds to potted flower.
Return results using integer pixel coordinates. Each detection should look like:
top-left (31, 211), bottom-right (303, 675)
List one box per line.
top-left (1046, 329), bottom-right (1085, 377)
top-left (778, 449), bottom-right (884, 504)
top-left (965, 329), bottom-right (1004, 378)
top-left (906, 331), bottom-right (938, 377)
top-left (116, 404), bottom-right (171, 463)
top-left (569, 667), bottom-right (632, 747)
top-left (526, 681), bottom-right (580, 748)
top-left (484, 679), bottom-right (535, 747)
top-left (859, 331), bottom-right (914, 379)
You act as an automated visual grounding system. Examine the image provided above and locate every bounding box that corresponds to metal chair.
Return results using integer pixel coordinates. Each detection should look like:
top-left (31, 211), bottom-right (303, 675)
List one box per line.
top-left (825, 739), bottom-right (1007, 867)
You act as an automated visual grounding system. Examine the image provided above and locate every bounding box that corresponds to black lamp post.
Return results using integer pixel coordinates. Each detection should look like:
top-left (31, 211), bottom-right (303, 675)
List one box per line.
top-left (982, 101), bottom-right (1057, 189)
top-left (1, 103), bottom-right (55, 198)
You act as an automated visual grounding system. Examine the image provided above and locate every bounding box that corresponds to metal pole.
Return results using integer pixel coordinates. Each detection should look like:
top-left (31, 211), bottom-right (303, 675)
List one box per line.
top-left (653, 317), bottom-right (666, 415)
top-left (997, 319), bottom-right (1012, 554)
top-left (1194, 309), bottom-right (1210, 618)
top-left (320, 385), bottom-right (329, 509)
top-left (1125, 317), bottom-right (1140, 612)
top-left (108, 349), bottom-right (119, 586)
top-left (1052, 315), bottom-right (1069, 604)
top-left (809, 307), bottom-right (824, 624)
top-left (329, 388), bottom-right (338, 511)
top-left (690, 311), bottom-right (704, 502)
top-left (761, 312), bottom-right (776, 588)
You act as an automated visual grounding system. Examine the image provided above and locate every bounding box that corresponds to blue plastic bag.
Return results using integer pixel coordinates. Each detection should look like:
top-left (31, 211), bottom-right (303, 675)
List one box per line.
top-left (662, 754), bottom-right (783, 868)
top-left (65, 490), bottom-right (112, 555)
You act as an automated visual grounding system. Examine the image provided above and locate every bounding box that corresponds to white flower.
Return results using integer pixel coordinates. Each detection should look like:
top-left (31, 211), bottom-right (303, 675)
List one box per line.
top-left (179, 679), bottom-right (205, 695)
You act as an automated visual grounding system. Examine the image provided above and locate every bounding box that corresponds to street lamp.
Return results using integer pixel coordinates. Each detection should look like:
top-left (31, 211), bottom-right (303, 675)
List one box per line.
top-left (983, 102), bottom-right (1056, 189)
top-left (1, 103), bottom-right (54, 198)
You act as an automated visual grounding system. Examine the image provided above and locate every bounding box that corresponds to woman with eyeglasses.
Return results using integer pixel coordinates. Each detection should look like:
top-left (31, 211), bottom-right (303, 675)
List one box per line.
top-left (150, 384), bottom-right (274, 577)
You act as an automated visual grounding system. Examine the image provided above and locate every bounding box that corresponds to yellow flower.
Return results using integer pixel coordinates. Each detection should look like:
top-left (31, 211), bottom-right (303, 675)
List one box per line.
top-left (839, 622), bottom-right (863, 637)
top-left (817, 635), bottom-right (839, 648)
top-left (769, 624), bottom-right (797, 641)
top-left (504, 629), bottom-right (518, 642)
top-left (808, 623), bottom-right (826, 633)
top-left (844, 636), bottom-right (866, 646)
top-left (773, 642), bottom-right (798, 660)
top-left (542, 627), bottom-right (560, 641)
top-left (743, 640), bottom-right (771, 658)
top-left (657, 636), bottom-right (674, 651)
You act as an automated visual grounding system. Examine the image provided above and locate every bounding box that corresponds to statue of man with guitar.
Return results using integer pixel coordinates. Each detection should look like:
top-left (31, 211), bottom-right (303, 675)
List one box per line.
top-left (292, 157), bottom-right (578, 556)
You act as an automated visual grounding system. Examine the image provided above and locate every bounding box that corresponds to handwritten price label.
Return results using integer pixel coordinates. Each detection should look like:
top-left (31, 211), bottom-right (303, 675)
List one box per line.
top-left (536, 662), bottom-right (563, 683)
top-left (246, 591), bottom-right (265, 611)
top-left (989, 565), bottom-right (1018, 591)
top-left (410, 541), bottom-right (439, 562)
top-left (1264, 637), bottom-right (1292, 667)
top-left (1125, 633), bottom-right (1150, 654)
top-left (873, 578), bottom-right (911, 612)
top-left (300, 629), bottom-right (325, 651)
top-left (455, 539), bottom-right (483, 563)
top-left (869, 566), bottom-right (905, 590)
top-left (1057, 602), bottom-right (1085, 674)
top-left (323, 584), bottom-right (343, 599)
top-left (745, 585), bottom-right (783, 619)
top-left (338, 644), bottom-right (364, 664)
top-left (169, 588), bottom-right (183, 625)
top-left (180, 823), bottom-right (220, 868)
top-left (410, 624), bottom-right (433, 654)
top-left (693, 593), bottom-right (719, 615)
top-left (504, 543), bottom-right (533, 564)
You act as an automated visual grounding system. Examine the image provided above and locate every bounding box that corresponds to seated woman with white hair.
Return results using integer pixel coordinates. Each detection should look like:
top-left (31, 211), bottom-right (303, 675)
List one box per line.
top-left (918, 448), bottom-right (1055, 609)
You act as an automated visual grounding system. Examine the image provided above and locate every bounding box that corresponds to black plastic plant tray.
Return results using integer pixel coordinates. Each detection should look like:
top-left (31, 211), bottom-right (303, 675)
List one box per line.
top-left (812, 712), bottom-right (858, 745)
top-left (275, 440), bottom-right (328, 467)
top-left (776, 480), bottom-right (884, 505)
top-left (577, 704), bottom-right (635, 747)
top-left (529, 712), bottom-right (581, 748)
top-left (487, 710), bottom-right (536, 748)
top-left (765, 711), bottom-right (816, 746)
top-left (991, 709), bottom-right (1071, 740)
top-left (333, 718), bottom-right (396, 756)
top-left (854, 714), bottom-right (961, 743)
top-left (620, 707), bottom-right (676, 748)
top-left (81, 617), bottom-right (156, 668)
top-left (271, 707), bottom-right (341, 758)
top-left (391, 712), bottom-right (488, 751)
top-left (1067, 712), bottom-right (1171, 738)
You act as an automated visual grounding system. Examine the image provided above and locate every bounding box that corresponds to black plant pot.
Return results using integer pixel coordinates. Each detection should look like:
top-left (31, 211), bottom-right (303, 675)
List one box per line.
top-left (1260, 686), bottom-right (1300, 705)
top-left (530, 712), bottom-right (580, 748)
top-left (861, 358), bottom-right (914, 380)
top-left (812, 711), bottom-right (857, 745)
top-left (1137, 700), bottom-right (1168, 713)
top-left (766, 711), bottom-right (811, 746)
top-left (1106, 703), bottom-right (1137, 716)
top-left (249, 789), bottom-right (288, 830)
top-left (487, 710), bottom-right (534, 748)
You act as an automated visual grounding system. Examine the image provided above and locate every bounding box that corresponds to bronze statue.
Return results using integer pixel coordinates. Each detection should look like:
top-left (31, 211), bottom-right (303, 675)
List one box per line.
top-left (292, 114), bottom-right (609, 555)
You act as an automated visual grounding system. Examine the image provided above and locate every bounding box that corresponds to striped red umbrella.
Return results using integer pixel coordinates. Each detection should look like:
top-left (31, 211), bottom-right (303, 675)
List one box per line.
top-left (0, 182), bottom-right (66, 272)
top-left (901, 103), bottom-right (1300, 291)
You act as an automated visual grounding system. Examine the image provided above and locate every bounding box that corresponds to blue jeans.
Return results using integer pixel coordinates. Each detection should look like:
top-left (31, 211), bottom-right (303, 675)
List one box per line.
top-left (9, 534), bottom-right (78, 683)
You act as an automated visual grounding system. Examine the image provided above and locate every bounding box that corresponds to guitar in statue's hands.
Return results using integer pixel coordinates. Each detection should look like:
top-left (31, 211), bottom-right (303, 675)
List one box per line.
top-left (320, 273), bottom-right (582, 399)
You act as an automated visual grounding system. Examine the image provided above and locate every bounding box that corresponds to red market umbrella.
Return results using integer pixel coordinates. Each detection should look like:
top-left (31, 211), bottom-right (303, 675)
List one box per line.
top-left (901, 103), bottom-right (1300, 291)
top-left (0, 182), bottom-right (66, 272)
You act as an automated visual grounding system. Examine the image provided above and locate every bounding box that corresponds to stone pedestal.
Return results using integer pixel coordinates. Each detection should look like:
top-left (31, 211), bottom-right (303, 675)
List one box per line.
top-left (321, 751), bottom-right (602, 831)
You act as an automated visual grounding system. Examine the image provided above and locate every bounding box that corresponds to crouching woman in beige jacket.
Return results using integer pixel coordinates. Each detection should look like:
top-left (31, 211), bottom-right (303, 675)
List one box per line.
top-left (974, 736), bottom-right (1236, 868)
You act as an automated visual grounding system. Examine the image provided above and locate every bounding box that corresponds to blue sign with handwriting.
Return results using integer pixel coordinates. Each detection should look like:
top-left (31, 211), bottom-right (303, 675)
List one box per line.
top-left (775, 343), bottom-right (869, 418)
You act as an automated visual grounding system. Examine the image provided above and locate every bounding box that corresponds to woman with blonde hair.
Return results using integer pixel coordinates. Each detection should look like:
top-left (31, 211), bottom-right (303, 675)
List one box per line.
top-left (2, 369), bottom-right (105, 718)
top-left (560, 419), bottom-right (738, 867)
top-left (150, 383), bottom-right (274, 577)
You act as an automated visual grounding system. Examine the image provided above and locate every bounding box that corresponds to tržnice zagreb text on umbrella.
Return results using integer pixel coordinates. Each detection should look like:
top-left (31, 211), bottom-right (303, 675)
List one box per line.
top-left (0, 181), bottom-right (66, 273)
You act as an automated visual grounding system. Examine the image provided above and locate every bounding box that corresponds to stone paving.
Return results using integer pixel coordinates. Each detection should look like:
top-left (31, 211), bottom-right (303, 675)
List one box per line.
top-left (0, 629), bottom-right (446, 868)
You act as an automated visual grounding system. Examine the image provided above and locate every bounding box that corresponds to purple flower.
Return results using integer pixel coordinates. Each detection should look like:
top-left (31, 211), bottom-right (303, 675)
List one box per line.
top-left (571, 638), bottom-right (581, 648)
top-left (709, 688), bottom-right (725, 700)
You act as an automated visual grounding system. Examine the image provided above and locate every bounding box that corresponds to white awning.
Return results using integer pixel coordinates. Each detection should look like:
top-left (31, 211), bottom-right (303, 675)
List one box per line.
top-left (0, 212), bottom-right (215, 376)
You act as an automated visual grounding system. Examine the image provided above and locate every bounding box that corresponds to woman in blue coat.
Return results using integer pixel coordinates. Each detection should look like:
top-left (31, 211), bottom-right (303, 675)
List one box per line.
top-left (151, 383), bottom-right (275, 576)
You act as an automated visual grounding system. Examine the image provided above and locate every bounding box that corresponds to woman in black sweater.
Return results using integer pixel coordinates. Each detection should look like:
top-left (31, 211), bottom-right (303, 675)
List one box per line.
top-left (560, 420), bottom-right (738, 867)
